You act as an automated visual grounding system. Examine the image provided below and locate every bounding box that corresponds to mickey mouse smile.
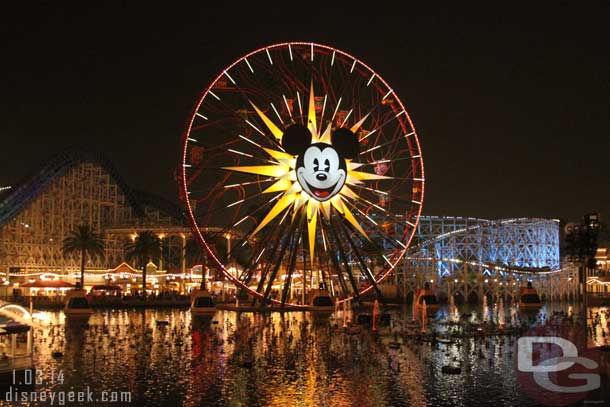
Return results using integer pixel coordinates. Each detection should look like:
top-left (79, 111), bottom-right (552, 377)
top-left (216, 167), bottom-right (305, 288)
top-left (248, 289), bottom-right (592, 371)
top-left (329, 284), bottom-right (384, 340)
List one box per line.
top-left (303, 181), bottom-right (341, 199)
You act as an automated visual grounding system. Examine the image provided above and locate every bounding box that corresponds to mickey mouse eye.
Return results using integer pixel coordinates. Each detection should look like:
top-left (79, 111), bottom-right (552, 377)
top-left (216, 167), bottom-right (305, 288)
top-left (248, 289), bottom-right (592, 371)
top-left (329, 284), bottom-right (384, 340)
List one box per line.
top-left (323, 159), bottom-right (330, 172)
top-left (313, 158), bottom-right (320, 172)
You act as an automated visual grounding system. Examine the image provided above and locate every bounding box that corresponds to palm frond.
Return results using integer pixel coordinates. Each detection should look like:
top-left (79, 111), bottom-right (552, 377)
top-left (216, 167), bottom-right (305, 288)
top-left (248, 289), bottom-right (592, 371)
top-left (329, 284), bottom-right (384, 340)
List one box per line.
top-left (62, 224), bottom-right (105, 260)
top-left (124, 230), bottom-right (162, 268)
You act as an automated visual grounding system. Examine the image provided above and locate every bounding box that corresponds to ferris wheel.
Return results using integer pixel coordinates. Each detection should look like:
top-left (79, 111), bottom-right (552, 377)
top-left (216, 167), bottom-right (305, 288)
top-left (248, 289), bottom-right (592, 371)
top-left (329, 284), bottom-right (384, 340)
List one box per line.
top-left (180, 42), bottom-right (424, 307)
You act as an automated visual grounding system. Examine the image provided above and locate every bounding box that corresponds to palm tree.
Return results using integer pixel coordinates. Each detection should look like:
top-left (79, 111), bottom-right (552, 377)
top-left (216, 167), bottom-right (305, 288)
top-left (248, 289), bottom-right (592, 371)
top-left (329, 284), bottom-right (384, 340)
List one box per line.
top-left (62, 225), bottom-right (105, 289)
top-left (125, 231), bottom-right (162, 299)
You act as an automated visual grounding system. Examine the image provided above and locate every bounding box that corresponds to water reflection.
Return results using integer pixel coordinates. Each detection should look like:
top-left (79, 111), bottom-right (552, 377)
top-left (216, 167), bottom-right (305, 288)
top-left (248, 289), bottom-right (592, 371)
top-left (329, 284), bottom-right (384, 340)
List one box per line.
top-left (5, 303), bottom-right (607, 406)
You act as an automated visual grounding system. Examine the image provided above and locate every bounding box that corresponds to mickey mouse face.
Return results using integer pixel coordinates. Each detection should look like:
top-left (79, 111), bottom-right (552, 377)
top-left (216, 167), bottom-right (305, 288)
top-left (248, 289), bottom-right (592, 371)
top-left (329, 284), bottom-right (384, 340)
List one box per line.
top-left (282, 125), bottom-right (359, 202)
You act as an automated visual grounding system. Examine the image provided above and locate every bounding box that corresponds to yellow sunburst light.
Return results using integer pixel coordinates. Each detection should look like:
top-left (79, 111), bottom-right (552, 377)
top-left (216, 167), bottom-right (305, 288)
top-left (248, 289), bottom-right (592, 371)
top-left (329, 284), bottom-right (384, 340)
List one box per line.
top-left (223, 81), bottom-right (392, 263)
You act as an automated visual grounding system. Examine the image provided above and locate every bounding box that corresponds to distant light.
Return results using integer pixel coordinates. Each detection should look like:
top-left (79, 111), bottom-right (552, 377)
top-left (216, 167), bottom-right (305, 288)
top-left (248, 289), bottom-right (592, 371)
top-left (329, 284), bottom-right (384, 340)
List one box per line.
top-left (32, 312), bottom-right (49, 322)
top-left (0, 186), bottom-right (11, 192)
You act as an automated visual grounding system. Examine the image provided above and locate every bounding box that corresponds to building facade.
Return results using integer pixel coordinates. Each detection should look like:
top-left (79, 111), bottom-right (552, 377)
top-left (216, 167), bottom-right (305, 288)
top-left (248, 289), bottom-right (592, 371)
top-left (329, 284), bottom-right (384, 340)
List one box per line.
top-left (0, 149), bottom-right (186, 277)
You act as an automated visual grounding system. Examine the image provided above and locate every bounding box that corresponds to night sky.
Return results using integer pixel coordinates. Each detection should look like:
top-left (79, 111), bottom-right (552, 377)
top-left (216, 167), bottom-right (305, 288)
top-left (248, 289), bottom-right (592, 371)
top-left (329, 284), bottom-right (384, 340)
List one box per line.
top-left (1, 3), bottom-right (608, 222)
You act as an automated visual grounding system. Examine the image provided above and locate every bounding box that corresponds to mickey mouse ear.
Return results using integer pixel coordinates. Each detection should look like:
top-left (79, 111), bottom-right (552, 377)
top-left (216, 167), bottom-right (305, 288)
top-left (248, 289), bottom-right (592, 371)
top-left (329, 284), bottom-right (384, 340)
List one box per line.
top-left (331, 128), bottom-right (359, 159)
top-left (282, 124), bottom-right (312, 155)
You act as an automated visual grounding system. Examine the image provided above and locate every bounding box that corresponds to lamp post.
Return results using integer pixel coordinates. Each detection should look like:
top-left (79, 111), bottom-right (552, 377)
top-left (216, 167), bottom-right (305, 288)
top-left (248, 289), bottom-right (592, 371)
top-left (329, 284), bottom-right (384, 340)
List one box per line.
top-left (223, 233), bottom-right (231, 302)
top-left (225, 233), bottom-right (231, 259)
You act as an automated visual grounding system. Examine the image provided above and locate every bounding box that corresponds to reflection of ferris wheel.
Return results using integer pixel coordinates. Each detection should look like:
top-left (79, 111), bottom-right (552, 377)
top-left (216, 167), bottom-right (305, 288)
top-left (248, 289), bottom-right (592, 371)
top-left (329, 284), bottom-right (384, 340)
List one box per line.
top-left (180, 42), bottom-right (424, 307)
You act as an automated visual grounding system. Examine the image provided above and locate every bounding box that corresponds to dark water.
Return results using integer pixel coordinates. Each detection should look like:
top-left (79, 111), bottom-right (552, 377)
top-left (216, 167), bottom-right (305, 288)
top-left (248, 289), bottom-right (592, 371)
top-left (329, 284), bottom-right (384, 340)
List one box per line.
top-left (2, 303), bottom-right (608, 406)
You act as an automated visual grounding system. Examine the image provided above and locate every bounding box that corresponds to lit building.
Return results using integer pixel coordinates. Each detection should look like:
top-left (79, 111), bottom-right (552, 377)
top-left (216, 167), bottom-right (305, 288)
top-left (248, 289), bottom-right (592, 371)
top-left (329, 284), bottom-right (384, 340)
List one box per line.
top-left (588, 247), bottom-right (610, 294)
top-left (595, 248), bottom-right (610, 273)
top-left (0, 149), bottom-right (188, 288)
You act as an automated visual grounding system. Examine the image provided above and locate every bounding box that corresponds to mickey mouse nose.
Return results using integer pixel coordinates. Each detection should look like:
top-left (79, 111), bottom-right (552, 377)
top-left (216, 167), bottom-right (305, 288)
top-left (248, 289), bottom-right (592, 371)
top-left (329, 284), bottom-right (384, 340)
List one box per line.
top-left (316, 173), bottom-right (327, 181)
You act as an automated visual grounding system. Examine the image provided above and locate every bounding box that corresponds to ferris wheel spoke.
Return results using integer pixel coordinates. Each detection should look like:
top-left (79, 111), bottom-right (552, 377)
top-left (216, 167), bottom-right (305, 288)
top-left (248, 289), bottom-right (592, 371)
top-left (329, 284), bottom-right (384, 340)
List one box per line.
top-left (185, 136), bottom-right (240, 153)
top-left (360, 156), bottom-right (414, 167)
top-left (342, 218), bottom-right (400, 280)
top-left (232, 199), bottom-right (291, 245)
top-left (321, 57), bottom-right (363, 121)
top-left (280, 226), bottom-right (303, 307)
top-left (335, 85), bottom-right (389, 133)
top-left (359, 137), bottom-right (402, 157)
top-left (237, 216), bottom-right (287, 289)
top-left (352, 197), bottom-right (417, 234)
top-left (198, 188), bottom-right (282, 222)
top-left (224, 57), bottom-right (304, 147)
top-left (226, 147), bottom-right (280, 165)
top-left (198, 194), bottom-right (284, 253)
top-left (223, 177), bottom-right (276, 189)
top-left (252, 214), bottom-right (291, 302)
top-left (341, 198), bottom-right (410, 250)
top-left (201, 95), bottom-right (285, 152)
top-left (346, 182), bottom-right (414, 204)
top-left (337, 218), bottom-right (384, 300)
top-left (322, 59), bottom-right (395, 138)
top-left (261, 208), bottom-right (304, 304)
top-left (315, 241), bottom-right (336, 295)
top-left (317, 223), bottom-right (348, 298)
top-left (237, 247), bottom-right (262, 286)
top-left (316, 224), bottom-right (342, 297)
top-left (325, 211), bottom-right (362, 300)
top-left (358, 110), bottom-right (408, 142)
top-left (386, 176), bottom-right (425, 183)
